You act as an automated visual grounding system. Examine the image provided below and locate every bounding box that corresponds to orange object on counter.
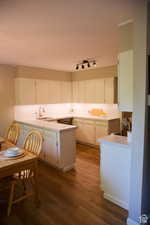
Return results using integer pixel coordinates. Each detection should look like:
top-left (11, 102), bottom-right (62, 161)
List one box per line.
top-left (88, 108), bottom-right (107, 116)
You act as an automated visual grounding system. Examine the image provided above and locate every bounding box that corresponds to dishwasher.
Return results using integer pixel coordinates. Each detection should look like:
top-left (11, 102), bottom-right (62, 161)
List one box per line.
top-left (57, 118), bottom-right (73, 125)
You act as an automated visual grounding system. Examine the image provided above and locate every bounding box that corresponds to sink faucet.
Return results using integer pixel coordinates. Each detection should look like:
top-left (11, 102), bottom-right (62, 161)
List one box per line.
top-left (38, 106), bottom-right (46, 118)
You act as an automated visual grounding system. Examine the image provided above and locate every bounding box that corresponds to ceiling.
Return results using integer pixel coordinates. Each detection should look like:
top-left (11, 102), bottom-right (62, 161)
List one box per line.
top-left (0, 0), bottom-right (135, 71)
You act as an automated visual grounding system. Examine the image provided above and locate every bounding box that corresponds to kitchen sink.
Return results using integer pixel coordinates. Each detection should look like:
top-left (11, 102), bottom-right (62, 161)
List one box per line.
top-left (37, 117), bottom-right (55, 121)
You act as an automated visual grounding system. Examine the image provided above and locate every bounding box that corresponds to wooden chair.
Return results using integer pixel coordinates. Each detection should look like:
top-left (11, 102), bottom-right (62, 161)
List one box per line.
top-left (6, 123), bottom-right (20, 145)
top-left (6, 130), bottom-right (43, 216)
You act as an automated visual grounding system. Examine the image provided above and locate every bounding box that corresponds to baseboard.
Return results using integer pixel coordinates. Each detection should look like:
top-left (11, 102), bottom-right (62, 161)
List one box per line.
top-left (104, 193), bottom-right (129, 210)
top-left (127, 218), bottom-right (139, 225)
top-left (62, 164), bottom-right (75, 172)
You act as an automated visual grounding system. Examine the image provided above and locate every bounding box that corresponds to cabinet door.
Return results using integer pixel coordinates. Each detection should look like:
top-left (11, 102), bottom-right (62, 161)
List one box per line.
top-left (73, 119), bottom-right (95, 145)
top-left (78, 80), bottom-right (86, 103)
top-left (95, 122), bottom-right (108, 144)
top-left (43, 130), bottom-right (58, 166)
top-left (104, 77), bottom-right (115, 104)
top-left (82, 121), bottom-right (95, 145)
top-left (60, 81), bottom-right (72, 103)
top-left (118, 50), bottom-right (133, 111)
top-left (49, 80), bottom-right (61, 103)
top-left (95, 79), bottom-right (105, 103)
top-left (72, 81), bottom-right (79, 103)
top-left (85, 80), bottom-right (96, 103)
top-left (73, 119), bottom-right (85, 142)
top-left (36, 79), bottom-right (51, 104)
top-left (15, 78), bottom-right (36, 105)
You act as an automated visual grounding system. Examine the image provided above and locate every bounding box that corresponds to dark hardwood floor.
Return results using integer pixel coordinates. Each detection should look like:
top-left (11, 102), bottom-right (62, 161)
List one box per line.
top-left (1, 144), bottom-right (128, 225)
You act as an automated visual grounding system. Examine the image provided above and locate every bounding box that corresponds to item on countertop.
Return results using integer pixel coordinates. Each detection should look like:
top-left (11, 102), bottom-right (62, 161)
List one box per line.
top-left (88, 108), bottom-right (107, 117)
top-left (127, 131), bottom-right (132, 143)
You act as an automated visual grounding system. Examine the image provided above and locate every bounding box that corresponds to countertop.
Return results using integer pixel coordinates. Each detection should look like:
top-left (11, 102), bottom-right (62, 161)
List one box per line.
top-left (97, 135), bottom-right (130, 148)
top-left (15, 114), bottom-right (120, 132)
top-left (36, 113), bottom-right (120, 121)
top-left (15, 120), bottom-right (77, 132)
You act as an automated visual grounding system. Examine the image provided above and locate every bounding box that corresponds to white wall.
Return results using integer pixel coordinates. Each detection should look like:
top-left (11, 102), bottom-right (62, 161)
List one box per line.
top-left (0, 65), bottom-right (16, 135)
top-left (14, 103), bottom-right (120, 120)
top-left (127, 1), bottom-right (148, 224)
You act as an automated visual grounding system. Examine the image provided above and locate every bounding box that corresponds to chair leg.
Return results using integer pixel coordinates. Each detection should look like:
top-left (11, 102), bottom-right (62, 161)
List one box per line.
top-left (7, 182), bottom-right (15, 216)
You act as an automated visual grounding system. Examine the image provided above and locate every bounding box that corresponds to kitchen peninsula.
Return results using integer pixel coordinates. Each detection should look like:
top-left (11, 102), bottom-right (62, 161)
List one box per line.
top-left (98, 135), bottom-right (131, 210)
top-left (15, 119), bottom-right (77, 172)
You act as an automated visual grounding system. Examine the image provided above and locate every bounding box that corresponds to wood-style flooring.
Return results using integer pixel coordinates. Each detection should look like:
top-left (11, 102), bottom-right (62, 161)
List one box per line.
top-left (0, 144), bottom-right (128, 225)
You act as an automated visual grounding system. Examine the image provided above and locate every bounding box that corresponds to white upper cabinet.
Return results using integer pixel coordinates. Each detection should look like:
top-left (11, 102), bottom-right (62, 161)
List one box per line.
top-left (95, 79), bottom-right (105, 103)
top-left (118, 50), bottom-right (133, 112)
top-left (49, 80), bottom-right (61, 103)
top-left (60, 81), bottom-right (72, 103)
top-left (15, 76), bottom-right (117, 105)
top-left (104, 77), bottom-right (116, 104)
top-left (36, 79), bottom-right (51, 104)
top-left (78, 80), bottom-right (86, 103)
top-left (15, 78), bottom-right (36, 105)
top-left (85, 79), bottom-right (96, 103)
top-left (72, 80), bottom-right (79, 103)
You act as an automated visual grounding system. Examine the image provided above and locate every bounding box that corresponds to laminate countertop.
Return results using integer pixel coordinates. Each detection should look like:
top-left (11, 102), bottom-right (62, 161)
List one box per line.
top-left (36, 113), bottom-right (120, 121)
top-left (15, 120), bottom-right (77, 132)
top-left (97, 135), bottom-right (130, 148)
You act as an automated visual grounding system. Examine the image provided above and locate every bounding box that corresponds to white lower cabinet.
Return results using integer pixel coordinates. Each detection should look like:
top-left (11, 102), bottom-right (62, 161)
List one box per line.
top-left (43, 130), bottom-right (58, 166)
top-left (95, 122), bottom-right (108, 142)
top-left (16, 122), bottom-right (76, 171)
top-left (73, 118), bottom-right (120, 146)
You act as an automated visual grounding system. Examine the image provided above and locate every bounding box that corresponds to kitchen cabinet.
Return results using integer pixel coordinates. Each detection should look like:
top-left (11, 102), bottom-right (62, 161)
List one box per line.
top-left (36, 79), bottom-right (51, 104)
top-left (15, 121), bottom-right (76, 171)
top-left (73, 118), bottom-right (120, 146)
top-left (73, 119), bottom-right (95, 145)
top-left (78, 80), bottom-right (86, 103)
top-left (95, 79), bottom-right (105, 103)
top-left (15, 77), bottom-right (116, 105)
top-left (15, 78), bottom-right (36, 105)
top-left (95, 121), bottom-right (108, 142)
top-left (85, 79), bottom-right (96, 103)
top-left (60, 81), bottom-right (72, 103)
top-left (105, 77), bottom-right (117, 104)
top-left (82, 120), bottom-right (95, 145)
top-left (72, 80), bottom-right (78, 103)
top-left (99, 136), bottom-right (131, 209)
top-left (49, 80), bottom-right (61, 103)
top-left (72, 77), bottom-right (116, 104)
top-left (118, 50), bottom-right (133, 112)
top-left (43, 130), bottom-right (58, 166)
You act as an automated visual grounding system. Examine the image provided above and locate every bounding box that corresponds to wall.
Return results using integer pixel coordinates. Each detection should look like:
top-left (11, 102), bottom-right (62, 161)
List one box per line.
top-left (14, 104), bottom-right (72, 120)
top-left (118, 21), bottom-right (133, 53)
top-left (0, 65), bottom-right (16, 135)
top-left (72, 65), bottom-right (117, 81)
top-left (16, 65), bottom-right (72, 81)
top-left (72, 103), bottom-right (120, 118)
top-left (127, 1), bottom-right (148, 224)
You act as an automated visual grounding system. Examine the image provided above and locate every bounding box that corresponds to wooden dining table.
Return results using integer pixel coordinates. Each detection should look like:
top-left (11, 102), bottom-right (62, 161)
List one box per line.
top-left (0, 141), bottom-right (39, 204)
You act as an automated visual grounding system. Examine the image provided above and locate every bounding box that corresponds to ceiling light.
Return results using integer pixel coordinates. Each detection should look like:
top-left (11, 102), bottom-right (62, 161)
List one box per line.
top-left (75, 59), bottom-right (96, 70)
top-left (87, 62), bottom-right (90, 68)
top-left (93, 60), bottom-right (96, 66)
top-left (76, 64), bottom-right (79, 70)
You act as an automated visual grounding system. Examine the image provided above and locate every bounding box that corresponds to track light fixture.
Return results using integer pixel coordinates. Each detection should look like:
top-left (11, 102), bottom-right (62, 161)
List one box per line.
top-left (75, 59), bottom-right (96, 70)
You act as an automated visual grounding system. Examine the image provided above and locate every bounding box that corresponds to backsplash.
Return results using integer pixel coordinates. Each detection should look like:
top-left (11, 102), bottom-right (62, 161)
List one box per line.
top-left (71, 103), bottom-right (120, 117)
top-left (14, 104), bottom-right (71, 120)
top-left (14, 103), bottom-right (120, 120)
